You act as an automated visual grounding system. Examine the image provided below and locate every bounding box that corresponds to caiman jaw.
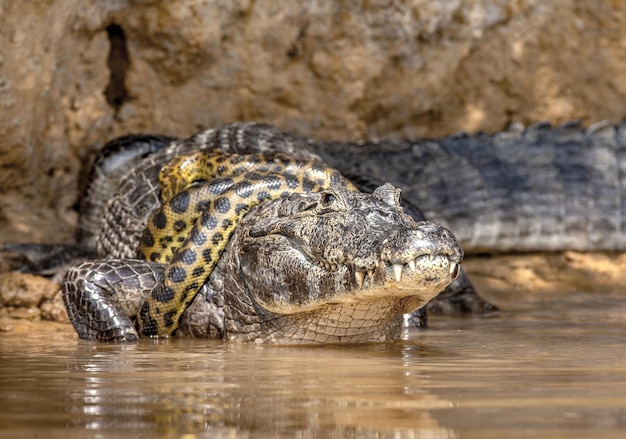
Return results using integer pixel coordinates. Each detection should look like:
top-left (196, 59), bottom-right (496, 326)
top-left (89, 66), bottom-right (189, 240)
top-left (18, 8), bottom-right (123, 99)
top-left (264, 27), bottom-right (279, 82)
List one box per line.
top-left (395, 255), bottom-right (461, 283)
top-left (349, 221), bottom-right (463, 296)
top-left (354, 256), bottom-right (460, 286)
top-left (354, 255), bottom-right (460, 289)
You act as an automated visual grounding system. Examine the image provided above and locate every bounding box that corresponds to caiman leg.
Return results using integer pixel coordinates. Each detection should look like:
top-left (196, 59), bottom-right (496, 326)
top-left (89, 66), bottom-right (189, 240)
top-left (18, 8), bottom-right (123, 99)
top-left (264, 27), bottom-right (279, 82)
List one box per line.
top-left (63, 259), bottom-right (163, 341)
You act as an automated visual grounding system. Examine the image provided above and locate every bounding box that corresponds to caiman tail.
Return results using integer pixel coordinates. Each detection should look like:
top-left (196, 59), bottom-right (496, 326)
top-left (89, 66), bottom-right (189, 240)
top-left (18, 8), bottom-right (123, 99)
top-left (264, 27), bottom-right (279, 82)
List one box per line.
top-left (314, 120), bottom-right (626, 253)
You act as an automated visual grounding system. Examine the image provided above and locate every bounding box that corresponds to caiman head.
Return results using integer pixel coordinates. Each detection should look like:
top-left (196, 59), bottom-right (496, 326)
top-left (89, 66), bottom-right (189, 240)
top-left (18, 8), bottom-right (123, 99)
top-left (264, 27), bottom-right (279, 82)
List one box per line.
top-left (180, 183), bottom-right (463, 344)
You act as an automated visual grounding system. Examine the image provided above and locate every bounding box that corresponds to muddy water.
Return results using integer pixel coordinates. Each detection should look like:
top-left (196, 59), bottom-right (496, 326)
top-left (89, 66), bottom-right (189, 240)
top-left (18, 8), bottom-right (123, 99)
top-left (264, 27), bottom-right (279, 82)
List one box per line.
top-left (1, 292), bottom-right (626, 439)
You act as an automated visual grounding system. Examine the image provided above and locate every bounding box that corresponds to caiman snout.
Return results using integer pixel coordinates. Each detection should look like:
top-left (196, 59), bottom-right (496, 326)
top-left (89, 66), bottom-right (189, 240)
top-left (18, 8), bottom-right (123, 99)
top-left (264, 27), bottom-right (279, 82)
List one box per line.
top-left (378, 220), bottom-right (463, 286)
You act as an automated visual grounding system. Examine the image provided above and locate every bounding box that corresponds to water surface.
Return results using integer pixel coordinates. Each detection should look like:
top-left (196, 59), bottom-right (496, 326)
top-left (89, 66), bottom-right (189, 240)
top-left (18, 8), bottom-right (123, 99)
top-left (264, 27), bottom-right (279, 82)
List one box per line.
top-left (1, 292), bottom-right (626, 438)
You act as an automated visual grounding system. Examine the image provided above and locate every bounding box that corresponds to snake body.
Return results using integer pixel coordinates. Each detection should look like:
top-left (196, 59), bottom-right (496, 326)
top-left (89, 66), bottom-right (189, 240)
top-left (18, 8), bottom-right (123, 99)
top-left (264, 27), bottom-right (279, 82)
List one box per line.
top-left (136, 150), bottom-right (356, 336)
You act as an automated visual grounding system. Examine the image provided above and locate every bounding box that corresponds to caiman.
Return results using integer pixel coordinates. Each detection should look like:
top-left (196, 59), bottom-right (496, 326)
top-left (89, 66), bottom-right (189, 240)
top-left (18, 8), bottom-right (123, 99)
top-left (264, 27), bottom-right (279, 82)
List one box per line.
top-left (6, 119), bottom-right (622, 343)
top-left (58, 124), bottom-right (464, 343)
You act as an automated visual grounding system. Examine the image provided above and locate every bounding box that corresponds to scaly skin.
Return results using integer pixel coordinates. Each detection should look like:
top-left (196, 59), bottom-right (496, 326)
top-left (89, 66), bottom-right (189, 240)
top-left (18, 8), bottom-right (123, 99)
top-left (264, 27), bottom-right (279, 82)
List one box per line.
top-left (78, 125), bottom-right (481, 325)
top-left (77, 134), bottom-right (175, 247)
top-left (183, 184), bottom-right (462, 343)
top-left (136, 150), bottom-right (357, 336)
top-left (98, 120), bottom-right (626, 254)
top-left (313, 119), bottom-right (626, 252)
top-left (146, 150), bottom-right (356, 261)
top-left (56, 123), bottom-right (484, 341)
top-left (93, 123), bottom-right (325, 260)
top-left (158, 150), bottom-right (356, 202)
top-left (64, 184), bottom-right (462, 343)
top-left (4, 122), bottom-right (482, 341)
top-left (137, 172), bottom-right (325, 336)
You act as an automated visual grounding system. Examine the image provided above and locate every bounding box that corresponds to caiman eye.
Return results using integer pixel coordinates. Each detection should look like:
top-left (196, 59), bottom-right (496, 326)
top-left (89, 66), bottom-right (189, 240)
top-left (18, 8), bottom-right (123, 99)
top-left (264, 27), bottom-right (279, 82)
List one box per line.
top-left (320, 192), bottom-right (336, 207)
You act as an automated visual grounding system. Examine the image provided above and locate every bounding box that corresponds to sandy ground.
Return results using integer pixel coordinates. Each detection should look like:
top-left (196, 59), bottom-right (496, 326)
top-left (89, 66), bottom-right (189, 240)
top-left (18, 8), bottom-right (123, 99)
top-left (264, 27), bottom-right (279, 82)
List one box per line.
top-left (463, 251), bottom-right (626, 307)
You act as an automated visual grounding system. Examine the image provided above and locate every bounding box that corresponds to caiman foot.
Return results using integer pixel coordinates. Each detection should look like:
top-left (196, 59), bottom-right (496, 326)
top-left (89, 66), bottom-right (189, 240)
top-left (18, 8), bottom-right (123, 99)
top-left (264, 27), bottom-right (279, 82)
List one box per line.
top-left (62, 259), bottom-right (164, 341)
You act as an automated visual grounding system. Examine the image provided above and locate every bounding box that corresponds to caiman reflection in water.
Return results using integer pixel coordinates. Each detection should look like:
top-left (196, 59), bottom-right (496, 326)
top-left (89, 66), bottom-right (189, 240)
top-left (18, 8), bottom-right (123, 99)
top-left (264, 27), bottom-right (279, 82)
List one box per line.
top-left (1, 330), bottom-right (457, 438)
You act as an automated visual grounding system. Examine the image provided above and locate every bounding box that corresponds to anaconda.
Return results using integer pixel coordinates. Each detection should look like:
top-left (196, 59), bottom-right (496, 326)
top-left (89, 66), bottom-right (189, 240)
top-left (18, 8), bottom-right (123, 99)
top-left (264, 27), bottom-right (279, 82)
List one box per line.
top-left (136, 149), bottom-right (357, 336)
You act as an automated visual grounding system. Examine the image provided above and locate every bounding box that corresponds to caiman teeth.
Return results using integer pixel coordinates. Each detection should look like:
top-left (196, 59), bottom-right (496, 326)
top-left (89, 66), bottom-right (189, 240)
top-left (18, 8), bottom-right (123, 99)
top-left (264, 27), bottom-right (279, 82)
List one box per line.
top-left (393, 259), bottom-right (416, 282)
top-left (450, 262), bottom-right (459, 279)
top-left (408, 259), bottom-right (416, 272)
top-left (367, 269), bottom-right (374, 279)
top-left (388, 258), bottom-right (459, 283)
top-left (355, 270), bottom-right (365, 289)
top-left (316, 260), bottom-right (337, 271)
top-left (393, 263), bottom-right (404, 283)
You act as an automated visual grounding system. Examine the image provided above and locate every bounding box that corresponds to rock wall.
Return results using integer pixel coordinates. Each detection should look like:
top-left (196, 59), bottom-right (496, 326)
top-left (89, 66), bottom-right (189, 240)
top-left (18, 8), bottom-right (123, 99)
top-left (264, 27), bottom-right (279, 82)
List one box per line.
top-left (1, 0), bottom-right (626, 243)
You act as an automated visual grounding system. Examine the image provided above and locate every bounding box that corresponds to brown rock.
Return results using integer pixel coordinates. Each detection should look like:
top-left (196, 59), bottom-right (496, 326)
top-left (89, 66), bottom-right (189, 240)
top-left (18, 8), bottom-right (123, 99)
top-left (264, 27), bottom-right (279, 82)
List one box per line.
top-left (40, 294), bottom-right (69, 323)
top-left (0, 272), bottom-right (59, 308)
top-left (0, 272), bottom-right (65, 324)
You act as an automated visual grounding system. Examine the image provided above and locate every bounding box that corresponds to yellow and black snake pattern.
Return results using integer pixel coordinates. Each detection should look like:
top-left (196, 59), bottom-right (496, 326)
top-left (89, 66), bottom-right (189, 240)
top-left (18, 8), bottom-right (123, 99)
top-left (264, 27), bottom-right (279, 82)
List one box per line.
top-left (136, 150), bottom-right (357, 336)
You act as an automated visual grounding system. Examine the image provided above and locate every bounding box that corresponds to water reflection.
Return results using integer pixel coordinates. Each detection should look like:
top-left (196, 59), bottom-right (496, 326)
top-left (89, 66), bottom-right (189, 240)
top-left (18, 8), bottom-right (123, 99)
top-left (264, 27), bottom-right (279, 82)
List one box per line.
top-left (0, 333), bottom-right (458, 437)
top-left (61, 340), bottom-right (226, 434)
top-left (2, 292), bottom-right (626, 438)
